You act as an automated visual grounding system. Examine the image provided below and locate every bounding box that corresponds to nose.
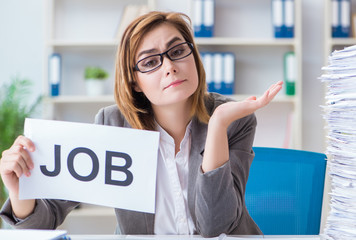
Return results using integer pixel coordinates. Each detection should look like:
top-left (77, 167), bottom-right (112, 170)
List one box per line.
top-left (161, 54), bottom-right (178, 76)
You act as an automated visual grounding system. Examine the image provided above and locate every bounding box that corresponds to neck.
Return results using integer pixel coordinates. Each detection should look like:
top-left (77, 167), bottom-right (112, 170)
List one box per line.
top-left (153, 100), bottom-right (192, 153)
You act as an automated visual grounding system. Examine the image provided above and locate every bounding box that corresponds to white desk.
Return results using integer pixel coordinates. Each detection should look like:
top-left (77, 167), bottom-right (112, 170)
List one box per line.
top-left (0, 230), bottom-right (321, 240)
top-left (68, 235), bottom-right (321, 240)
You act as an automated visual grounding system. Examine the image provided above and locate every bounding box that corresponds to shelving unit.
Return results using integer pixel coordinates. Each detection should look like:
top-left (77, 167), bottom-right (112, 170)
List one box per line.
top-left (44, 0), bottom-right (302, 148)
top-left (43, 0), bottom-right (303, 234)
top-left (191, 0), bottom-right (302, 149)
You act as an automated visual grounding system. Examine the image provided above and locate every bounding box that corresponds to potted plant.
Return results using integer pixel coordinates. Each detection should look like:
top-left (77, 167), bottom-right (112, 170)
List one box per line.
top-left (0, 77), bottom-right (41, 227)
top-left (84, 66), bottom-right (109, 96)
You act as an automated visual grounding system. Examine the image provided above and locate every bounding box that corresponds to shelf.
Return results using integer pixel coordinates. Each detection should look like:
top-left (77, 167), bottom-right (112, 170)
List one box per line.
top-left (46, 94), bottom-right (295, 104)
top-left (47, 39), bottom-right (119, 48)
top-left (329, 38), bottom-right (356, 46)
top-left (195, 37), bottom-right (297, 46)
top-left (46, 95), bottom-right (115, 104)
top-left (47, 38), bottom-right (297, 48)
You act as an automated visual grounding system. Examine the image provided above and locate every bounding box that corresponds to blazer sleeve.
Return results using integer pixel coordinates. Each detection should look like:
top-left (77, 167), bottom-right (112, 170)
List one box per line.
top-left (0, 198), bottom-right (79, 229)
top-left (194, 113), bottom-right (261, 237)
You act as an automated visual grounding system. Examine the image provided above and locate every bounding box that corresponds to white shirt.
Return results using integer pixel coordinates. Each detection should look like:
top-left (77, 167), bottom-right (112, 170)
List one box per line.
top-left (154, 121), bottom-right (196, 235)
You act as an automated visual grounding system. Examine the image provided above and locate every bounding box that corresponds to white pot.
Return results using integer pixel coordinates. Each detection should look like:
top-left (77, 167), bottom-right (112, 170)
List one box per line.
top-left (85, 79), bottom-right (105, 96)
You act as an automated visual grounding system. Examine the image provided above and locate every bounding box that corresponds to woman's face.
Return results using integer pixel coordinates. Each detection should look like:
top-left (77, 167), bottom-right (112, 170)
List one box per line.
top-left (133, 23), bottom-right (199, 110)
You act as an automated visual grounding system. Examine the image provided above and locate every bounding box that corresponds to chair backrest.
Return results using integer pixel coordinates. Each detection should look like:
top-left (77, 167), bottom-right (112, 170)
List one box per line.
top-left (245, 147), bottom-right (327, 235)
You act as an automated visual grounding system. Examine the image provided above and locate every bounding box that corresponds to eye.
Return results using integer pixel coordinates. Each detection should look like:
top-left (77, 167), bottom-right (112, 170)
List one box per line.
top-left (170, 47), bottom-right (186, 58)
top-left (140, 56), bottom-right (160, 68)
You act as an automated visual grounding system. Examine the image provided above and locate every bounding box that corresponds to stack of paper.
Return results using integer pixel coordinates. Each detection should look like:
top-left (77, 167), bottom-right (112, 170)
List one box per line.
top-left (321, 45), bottom-right (356, 239)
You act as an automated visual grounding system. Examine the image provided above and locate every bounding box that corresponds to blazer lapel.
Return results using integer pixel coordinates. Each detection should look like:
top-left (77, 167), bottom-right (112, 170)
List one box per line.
top-left (187, 117), bottom-right (208, 224)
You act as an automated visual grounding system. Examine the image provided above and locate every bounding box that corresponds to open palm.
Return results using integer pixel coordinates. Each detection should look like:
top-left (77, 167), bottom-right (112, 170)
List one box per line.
top-left (211, 81), bottom-right (283, 128)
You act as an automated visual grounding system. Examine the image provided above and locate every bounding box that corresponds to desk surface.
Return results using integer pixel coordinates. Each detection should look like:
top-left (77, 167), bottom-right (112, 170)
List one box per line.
top-left (69, 235), bottom-right (321, 240)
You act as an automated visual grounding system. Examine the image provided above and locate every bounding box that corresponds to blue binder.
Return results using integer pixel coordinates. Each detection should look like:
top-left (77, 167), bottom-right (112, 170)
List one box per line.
top-left (272, 0), bottom-right (284, 38)
top-left (194, 0), bottom-right (215, 37)
top-left (332, 0), bottom-right (339, 37)
top-left (284, 0), bottom-right (294, 38)
top-left (222, 53), bottom-right (235, 95)
top-left (201, 52), bottom-right (215, 92)
top-left (193, 0), bottom-right (204, 37)
top-left (201, 51), bottom-right (235, 95)
top-left (48, 53), bottom-right (61, 97)
top-left (213, 53), bottom-right (223, 93)
top-left (272, 0), bottom-right (294, 38)
top-left (202, 0), bottom-right (214, 37)
top-left (332, 0), bottom-right (351, 38)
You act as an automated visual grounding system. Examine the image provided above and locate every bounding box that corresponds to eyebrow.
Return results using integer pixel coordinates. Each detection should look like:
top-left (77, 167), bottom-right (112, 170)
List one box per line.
top-left (137, 36), bottom-right (183, 59)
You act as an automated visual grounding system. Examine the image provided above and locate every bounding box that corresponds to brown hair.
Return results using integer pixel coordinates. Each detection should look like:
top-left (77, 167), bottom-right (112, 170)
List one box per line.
top-left (114, 11), bottom-right (210, 130)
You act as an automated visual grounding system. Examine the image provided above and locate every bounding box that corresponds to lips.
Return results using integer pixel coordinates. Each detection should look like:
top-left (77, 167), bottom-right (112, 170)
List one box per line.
top-left (164, 79), bottom-right (186, 90)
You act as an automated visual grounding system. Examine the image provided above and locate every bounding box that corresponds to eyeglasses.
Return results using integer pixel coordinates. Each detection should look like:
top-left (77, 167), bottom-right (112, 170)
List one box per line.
top-left (133, 42), bottom-right (194, 73)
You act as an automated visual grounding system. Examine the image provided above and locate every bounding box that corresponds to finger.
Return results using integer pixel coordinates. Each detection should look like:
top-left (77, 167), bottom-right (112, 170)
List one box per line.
top-left (13, 136), bottom-right (35, 152)
top-left (266, 82), bottom-right (282, 99)
top-left (3, 144), bottom-right (34, 172)
top-left (12, 161), bottom-right (26, 178)
top-left (275, 81), bottom-right (283, 86)
top-left (2, 152), bottom-right (31, 177)
top-left (18, 146), bottom-right (34, 170)
top-left (2, 156), bottom-right (25, 178)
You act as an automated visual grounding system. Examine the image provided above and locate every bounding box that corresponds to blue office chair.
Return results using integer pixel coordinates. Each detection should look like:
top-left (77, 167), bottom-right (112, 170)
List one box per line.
top-left (245, 147), bottom-right (327, 235)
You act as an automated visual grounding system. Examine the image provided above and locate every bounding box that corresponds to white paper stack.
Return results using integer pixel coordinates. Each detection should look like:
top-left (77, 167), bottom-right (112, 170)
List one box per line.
top-left (321, 45), bottom-right (356, 239)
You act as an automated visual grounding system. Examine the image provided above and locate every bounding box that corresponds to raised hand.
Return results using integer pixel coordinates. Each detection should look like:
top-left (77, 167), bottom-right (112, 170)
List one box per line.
top-left (210, 81), bottom-right (283, 129)
top-left (202, 81), bottom-right (283, 172)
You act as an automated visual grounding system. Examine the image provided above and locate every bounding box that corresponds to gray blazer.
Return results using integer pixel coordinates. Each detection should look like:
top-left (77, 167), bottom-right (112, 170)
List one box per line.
top-left (0, 93), bottom-right (262, 237)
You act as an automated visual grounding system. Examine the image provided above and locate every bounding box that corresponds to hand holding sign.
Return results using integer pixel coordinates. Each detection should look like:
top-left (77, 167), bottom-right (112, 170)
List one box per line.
top-left (0, 136), bottom-right (35, 197)
top-left (3, 118), bottom-right (159, 214)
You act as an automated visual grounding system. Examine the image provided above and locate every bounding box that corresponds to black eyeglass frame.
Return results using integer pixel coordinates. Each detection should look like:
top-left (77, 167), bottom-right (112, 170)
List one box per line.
top-left (133, 42), bottom-right (194, 73)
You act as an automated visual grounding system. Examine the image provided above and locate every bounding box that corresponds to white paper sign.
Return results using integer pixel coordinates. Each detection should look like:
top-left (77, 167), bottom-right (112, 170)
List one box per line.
top-left (20, 118), bottom-right (159, 213)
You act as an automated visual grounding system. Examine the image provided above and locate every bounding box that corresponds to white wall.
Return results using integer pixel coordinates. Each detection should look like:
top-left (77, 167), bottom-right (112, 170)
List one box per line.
top-left (0, 0), bottom-right (326, 152)
top-left (0, 0), bottom-right (44, 104)
top-left (301, 0), bottom-right (325, 152)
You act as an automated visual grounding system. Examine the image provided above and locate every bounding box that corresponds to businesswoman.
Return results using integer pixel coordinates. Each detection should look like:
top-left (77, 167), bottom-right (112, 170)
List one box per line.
top-left (0, 11), bottom-right (282, 237)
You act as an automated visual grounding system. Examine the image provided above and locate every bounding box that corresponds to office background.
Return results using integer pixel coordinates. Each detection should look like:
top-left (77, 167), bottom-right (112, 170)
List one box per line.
top-left (3, 0), bottom-right (351, 235)
top-left (0, 0), bottom-right (326, 153)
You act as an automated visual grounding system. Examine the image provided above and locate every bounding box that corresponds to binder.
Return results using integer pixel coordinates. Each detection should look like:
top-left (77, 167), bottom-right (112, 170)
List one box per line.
top-left (202, 0), bottom-right (214, 37)
top-left (213, 53), bottom-right (223, 93)
top-left (340, 0), bottom-right (351, 37)
top-left (284, 52), bottom-right (296, 96)
top-left (194, 0), bottom-right (214, 37)
top-left (223, 53), bottom-right (235, 95)
top-left (332, 0), bottom-right (339, 37)
top-left (201, 51), bottom-right (236, 94)
top-left (272, 0), bottom-right (284, 38)
top-left (272, 0), bottom-right (294, 38)
top-left (284, 0), bottom-right (294, 38)
top-left (201, 52), bottom-right (214, 92)
top-left (48, 53), bottom-right (61, 97)
top-left (332, 0), bottom-right (351, 38)
top-left (193, 0), bottom-right (204, 37)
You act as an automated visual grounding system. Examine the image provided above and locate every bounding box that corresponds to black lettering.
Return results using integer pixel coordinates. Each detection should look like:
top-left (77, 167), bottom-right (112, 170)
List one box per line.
top-left (67, 147), bottom-right (99, 182)
top-left (105, 151), bottom-right (133, 186)
top-left (40, 144), bottom-right (61, 177)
